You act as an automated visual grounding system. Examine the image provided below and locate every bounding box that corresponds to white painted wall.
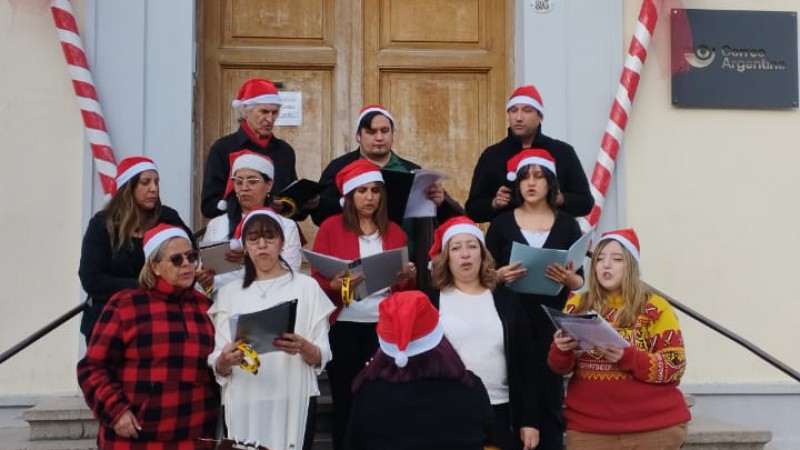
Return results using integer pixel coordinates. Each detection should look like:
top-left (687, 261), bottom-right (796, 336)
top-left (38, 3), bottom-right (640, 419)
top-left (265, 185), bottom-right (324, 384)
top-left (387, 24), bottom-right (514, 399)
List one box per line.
top-left (0, 0), bottom-right (195, 398)
top-left (621, 0), bottom-right (800, 385)
top-left (0, 1), bottom-right (85, 397)
top-left (516, 0), bottom-right (625, 233)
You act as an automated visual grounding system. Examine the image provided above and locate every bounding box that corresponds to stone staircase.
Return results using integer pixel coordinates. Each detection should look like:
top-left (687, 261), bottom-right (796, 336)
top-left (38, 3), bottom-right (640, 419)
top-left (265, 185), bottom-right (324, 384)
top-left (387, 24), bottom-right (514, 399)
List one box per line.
top-left (0, 392), bottom-right (773, 450)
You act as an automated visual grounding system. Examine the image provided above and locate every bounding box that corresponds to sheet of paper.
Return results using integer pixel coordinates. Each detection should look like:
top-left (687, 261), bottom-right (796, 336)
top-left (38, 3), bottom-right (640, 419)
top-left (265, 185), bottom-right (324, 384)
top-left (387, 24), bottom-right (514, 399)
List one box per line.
top-left (403, 170), bottom-right (446, 218)
top-left (199, 241), bottom-right (242, 274)
top-left (507, 231), bottom-right (592, 295)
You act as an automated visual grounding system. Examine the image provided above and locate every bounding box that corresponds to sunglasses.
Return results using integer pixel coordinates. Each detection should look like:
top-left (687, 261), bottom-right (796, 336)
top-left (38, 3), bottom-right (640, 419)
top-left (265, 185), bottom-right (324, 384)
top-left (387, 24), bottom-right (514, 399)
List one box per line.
top-left (166, 250), bottom-right (200, 268)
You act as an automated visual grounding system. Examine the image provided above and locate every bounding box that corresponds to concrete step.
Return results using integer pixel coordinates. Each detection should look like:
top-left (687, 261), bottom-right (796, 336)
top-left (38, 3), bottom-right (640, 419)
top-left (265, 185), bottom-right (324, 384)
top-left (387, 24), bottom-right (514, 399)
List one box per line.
top-left (22, 398), bottom-right (95, 441)
top-left (685, 415), bottom-right (772, 450)
top-left (0, 427), bottom-right (95, 450)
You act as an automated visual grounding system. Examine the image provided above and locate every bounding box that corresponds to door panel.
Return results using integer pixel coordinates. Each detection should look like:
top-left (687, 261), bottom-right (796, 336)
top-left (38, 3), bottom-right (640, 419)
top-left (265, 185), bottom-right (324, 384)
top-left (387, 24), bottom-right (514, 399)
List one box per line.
top-left (198, 0), bottom-right (510, 229)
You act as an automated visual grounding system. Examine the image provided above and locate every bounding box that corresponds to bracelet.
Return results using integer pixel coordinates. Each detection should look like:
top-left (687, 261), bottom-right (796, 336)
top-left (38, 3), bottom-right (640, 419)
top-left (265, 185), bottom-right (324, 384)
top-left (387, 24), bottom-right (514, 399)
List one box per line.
top-left (341, 276), bottom-right (354, 306)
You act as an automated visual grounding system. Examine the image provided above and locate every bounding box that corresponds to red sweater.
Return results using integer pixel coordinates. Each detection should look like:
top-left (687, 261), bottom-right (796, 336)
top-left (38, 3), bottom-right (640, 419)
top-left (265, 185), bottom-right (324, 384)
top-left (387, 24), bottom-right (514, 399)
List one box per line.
top-left (311, 214), bottom-right (414, 323)
top-left (77, 278), bottom-right (219, 450)
top-left (547, 293), bottom-right (690, 434)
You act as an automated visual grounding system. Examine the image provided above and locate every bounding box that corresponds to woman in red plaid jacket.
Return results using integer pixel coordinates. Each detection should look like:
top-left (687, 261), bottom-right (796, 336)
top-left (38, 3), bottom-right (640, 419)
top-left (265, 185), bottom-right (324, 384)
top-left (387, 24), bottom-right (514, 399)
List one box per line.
top-left (78, 224), bottom-right (220, 450)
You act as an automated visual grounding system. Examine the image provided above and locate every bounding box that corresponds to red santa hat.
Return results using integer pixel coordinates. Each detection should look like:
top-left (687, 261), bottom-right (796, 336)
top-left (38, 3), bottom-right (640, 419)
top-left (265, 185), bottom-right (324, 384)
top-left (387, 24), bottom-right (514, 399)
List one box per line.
top-left (217, 150), bottom-right (276, 211)
top-left (505, 84), bottom-right (544, 116)
top-left (115, 156), bottom-right (158, 193)
top-left (355, 104), bottom-right (396, 138)
top-left (335, 159), bottom-right (384, 207)
top-left (429, 216), bottom-right (485, 259)
top-left (229, 207), bottom-right (284, 250)
top-left (598, 228), bottom-right (640, 262)
top-left (143, 223), bottom-right (190, 260)
top-left (231, 78), bottom-right (282, 109)
top-left (377, 290), bottom-right (444, 368)
top-left (506, 148), bottom-right (557, 181)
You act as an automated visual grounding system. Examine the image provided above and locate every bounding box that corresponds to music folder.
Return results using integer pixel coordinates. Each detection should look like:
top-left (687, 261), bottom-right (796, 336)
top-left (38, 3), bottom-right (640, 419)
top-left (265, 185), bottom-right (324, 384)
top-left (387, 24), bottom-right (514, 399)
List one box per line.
top-left (380, 169), bottom-right (414, 224)
top-left (507, 231), bottom-right (593, 295)
top-left (199, 240), bottom-right (241, 274)
top-left (302, 247), bottom-right (409, 299)
top-left (231, 299), bottom-right (298, 354)
top-left (277, 178), bottom-right (322, 207)
top-left (541, 305), bottom-right (629, 350)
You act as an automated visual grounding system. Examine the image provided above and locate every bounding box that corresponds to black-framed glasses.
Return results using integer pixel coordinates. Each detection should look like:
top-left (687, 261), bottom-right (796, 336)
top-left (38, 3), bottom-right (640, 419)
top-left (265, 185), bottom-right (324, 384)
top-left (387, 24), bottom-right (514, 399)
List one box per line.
top-left (232, 177), bottom-right (263, 189)
top-left (167, 250), bottom-right (199, 268)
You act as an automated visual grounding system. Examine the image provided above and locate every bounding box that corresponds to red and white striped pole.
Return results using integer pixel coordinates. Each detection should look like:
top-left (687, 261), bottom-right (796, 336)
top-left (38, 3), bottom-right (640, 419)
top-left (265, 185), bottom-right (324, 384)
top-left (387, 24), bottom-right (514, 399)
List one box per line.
top-left (578, 0), bottom-right (660, 233)
top-left (50, 0), bottom-right (117, 197)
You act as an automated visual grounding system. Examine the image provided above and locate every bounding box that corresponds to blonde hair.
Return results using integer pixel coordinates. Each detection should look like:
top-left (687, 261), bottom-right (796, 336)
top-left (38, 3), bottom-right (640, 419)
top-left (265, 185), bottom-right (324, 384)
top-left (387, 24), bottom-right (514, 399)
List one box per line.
top-left (431, 241), bottom-right (497, 291)
top-left (104, 176), bottom-right (161, 251)
top-left (138, 239), bottom-right (170, 289)
top-left (576, 238), bottom-right (651, 328)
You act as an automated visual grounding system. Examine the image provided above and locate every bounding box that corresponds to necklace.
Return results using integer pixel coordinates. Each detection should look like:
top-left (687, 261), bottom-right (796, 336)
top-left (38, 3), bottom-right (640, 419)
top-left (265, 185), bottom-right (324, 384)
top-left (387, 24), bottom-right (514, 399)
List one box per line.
top-left (253, 272), bottom-right (286, 299)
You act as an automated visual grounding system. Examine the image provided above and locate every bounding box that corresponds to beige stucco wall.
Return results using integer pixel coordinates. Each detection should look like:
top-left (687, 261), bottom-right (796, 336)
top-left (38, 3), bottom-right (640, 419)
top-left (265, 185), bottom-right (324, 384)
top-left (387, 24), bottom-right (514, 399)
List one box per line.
top-left (623, 0), bottom-right (800, 384)
top-left (0, 1), bottom-right (85, 397)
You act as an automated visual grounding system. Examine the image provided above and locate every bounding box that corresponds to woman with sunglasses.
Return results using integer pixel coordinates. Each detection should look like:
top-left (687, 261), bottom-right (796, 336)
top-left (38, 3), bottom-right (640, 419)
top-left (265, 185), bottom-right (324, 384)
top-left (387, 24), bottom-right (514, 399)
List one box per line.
top-left (78, 156), bottom-right (202, 343)
top-left (78, 224), bottom-right (220, 450)
top-left (209, 208), bottom-right (334, 450)
top-left (311, 159), bottom-right (416, 450)
top-left (200, 150), bottom-right (302, 292)
top-left (485, 149), bottom-right (584, 450)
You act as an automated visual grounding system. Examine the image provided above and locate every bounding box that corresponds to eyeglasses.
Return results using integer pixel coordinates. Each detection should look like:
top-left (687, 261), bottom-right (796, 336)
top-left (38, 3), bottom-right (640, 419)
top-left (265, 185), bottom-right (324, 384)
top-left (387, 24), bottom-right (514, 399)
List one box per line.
top-left (166, 250), bottom-right (200, 268)
top-left (232, 177), bottom-right (263, 189)
top-left (245, 231), bottom-right (280, 245)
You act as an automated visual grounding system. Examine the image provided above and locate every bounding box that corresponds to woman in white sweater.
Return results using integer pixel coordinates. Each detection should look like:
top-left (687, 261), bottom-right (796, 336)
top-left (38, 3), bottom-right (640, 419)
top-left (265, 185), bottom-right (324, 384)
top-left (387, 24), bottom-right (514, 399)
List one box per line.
top-left (200, 150), bottom-right (301, 292)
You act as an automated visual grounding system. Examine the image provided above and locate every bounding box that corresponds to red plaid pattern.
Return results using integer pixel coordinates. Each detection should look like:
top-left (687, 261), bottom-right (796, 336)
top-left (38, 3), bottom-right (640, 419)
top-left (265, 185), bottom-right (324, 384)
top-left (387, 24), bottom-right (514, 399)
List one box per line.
top-left (78, 279), bottom-right (220, 450)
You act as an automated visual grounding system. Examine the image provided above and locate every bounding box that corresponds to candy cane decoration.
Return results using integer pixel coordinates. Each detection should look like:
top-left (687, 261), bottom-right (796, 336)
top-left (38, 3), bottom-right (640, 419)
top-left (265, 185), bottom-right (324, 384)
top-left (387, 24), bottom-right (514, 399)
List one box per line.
top-left (578, 0), bottom-right (660, 233)
top-left (50, 0), bottom-right (117, 196)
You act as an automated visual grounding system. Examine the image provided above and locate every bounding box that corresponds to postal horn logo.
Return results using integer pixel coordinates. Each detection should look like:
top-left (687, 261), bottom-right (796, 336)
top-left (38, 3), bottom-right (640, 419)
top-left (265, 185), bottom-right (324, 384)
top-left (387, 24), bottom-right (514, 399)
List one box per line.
top-left (685, 45), bottom-right (716, 69)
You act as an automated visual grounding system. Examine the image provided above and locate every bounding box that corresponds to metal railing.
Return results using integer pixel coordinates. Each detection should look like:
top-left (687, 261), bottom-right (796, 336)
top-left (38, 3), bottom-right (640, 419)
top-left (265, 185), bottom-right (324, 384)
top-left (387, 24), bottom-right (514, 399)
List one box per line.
top-left (1, 275), bottom-right (799, 384)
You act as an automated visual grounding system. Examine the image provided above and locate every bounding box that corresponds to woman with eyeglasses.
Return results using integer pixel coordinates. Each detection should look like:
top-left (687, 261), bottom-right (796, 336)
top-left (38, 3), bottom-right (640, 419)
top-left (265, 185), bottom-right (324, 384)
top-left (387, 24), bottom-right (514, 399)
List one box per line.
top-left (200, 150), bottom-right (302, 293)
top-left (208, 208), bottom-right (334, 450)
top-left (78, 224), bottom-right (220, 450)
top-left (78, 156), bottom-right (202, 343)
top-left (310, 159), bottom-right (416, 450)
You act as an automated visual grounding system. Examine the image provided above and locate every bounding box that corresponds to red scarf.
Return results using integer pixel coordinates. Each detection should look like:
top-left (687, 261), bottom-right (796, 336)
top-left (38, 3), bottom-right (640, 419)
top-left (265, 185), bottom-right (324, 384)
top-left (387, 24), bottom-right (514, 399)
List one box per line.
top-left (241, 121), bottom-right (271, 149)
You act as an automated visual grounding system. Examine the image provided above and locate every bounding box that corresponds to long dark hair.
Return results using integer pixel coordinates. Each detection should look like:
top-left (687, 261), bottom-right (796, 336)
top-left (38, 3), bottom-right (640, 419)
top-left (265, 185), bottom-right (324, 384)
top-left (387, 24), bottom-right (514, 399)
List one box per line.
top-left (104, 173), bottom-right (161, 251)
top-left (241, 214), bottom-right (292, 288)
top-left (352, 337), bottom-right (473, 392)
top-left (341, 182), bottom-right (390, 236)
top-left (225, 170), bottom-right (274, 239)
top-left (509, 163), bottom-right (560, 211)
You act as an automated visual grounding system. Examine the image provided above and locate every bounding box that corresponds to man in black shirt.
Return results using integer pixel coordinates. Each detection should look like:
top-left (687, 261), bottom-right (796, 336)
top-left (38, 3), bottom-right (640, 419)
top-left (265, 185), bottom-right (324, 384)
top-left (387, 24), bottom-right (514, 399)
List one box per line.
top-left (466, 84), bottom-right (594, 223)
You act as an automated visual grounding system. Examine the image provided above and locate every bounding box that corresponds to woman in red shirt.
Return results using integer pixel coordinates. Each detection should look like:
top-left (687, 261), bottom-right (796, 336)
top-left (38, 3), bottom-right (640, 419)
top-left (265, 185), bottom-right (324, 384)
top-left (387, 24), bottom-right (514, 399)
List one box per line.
top-left (311, 159), bottom-right (415, 450)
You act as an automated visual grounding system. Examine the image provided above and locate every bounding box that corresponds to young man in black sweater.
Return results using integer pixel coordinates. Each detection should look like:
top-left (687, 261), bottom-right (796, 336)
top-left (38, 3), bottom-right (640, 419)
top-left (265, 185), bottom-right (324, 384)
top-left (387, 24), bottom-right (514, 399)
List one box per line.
top-left (466, 84), bottom-right (594, 223)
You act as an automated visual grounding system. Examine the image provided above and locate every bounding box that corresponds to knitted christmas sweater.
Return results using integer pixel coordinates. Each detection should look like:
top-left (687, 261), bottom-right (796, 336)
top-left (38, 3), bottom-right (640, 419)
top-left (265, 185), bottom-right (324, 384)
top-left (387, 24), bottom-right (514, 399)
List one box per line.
top-left (547, 293), bottom-right (691, 433)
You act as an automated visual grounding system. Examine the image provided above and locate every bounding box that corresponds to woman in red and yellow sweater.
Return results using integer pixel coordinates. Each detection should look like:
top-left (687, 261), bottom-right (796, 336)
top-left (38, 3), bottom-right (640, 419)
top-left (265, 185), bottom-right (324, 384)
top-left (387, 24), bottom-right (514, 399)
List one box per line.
top-left (311, 159), bottom-right (415, 450)
top-left (547, 228), bottom-right (690, 450)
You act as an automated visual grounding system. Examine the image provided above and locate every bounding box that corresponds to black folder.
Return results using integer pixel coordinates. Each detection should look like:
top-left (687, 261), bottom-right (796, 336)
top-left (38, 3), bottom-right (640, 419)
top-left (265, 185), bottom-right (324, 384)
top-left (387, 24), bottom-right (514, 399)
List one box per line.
top-left (277, 179), bottom-right (322, 207)
top-left (380, 169), bottom-right (414, 224)
top-left (233, 299), bottom-right (298, 354)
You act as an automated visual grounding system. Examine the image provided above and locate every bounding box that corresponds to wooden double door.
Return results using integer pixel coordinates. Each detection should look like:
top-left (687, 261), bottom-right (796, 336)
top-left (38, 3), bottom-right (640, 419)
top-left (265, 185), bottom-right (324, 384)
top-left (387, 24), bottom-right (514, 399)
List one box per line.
top-left (196, 0), bottom-right (512, 232)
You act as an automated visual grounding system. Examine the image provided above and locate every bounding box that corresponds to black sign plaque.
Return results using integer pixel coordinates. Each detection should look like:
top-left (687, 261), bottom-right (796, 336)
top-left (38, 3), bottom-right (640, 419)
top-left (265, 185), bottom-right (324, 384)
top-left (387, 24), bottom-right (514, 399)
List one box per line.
top-left (671, 9), bottom-right (798, 109)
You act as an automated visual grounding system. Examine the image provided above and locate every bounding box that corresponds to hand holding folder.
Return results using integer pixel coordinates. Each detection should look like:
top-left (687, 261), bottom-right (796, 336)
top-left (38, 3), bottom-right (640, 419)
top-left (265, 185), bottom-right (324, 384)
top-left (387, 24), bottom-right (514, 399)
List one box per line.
top-left (231, 299), bottom-right (298, 354)
top-left (542, 305), bottom-right (629, 351)
top-left (507, 231), bottom-right (593, 295)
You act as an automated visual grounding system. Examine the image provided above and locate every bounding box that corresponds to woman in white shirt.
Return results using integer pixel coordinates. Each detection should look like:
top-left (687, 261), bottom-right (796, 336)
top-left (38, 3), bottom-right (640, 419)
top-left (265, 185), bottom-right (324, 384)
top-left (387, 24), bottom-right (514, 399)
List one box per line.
top-left (208, 208), bottom-right (334, 450)
top-left (428, 216), bottom-right (539, 450)
top-left (200, 150), bottom-right (302, 292)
